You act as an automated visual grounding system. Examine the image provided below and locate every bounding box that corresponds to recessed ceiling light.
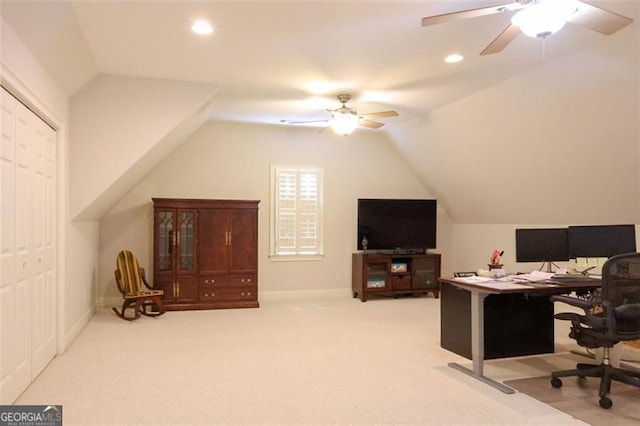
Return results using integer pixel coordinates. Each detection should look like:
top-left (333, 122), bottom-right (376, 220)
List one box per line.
top-left (444, 54), bottom-right (464, 63)
top-left (192, 20), bottom-right (213, 35)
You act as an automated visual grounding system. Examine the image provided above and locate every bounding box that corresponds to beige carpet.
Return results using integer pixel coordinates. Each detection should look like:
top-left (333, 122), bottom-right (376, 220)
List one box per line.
top-left (504, 373), bottom-right (640, 426)
top-left (16, 296), bottom-right (595, 425)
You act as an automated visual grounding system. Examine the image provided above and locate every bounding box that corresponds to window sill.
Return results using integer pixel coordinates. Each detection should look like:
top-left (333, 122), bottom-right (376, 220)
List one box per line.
top-left (269, 254), bottom-right (325, 262)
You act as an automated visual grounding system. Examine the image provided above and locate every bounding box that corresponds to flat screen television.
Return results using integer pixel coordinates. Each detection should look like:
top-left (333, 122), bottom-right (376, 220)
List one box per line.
top-left (568, 224), bottom-right (636, 258)
top-left (357, 198), bottom-right (437, 252)
top-left (515, 228), bottom-right (569, 263)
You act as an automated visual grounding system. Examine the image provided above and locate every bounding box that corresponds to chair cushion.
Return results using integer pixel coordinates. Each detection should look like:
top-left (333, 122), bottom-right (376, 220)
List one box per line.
top-left (614, 303), bottom-right (640, 333)
top-left (125, 290), bottom-right (164, 299)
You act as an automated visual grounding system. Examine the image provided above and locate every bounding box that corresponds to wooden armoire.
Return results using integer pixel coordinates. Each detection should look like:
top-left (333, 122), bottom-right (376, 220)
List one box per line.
top-left (152, 198), bottom-right (259, 310)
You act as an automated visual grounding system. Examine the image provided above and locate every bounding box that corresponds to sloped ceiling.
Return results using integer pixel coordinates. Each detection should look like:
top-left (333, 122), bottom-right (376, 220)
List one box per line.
top-left (4, 1), bottom-right (636, 122)
top-left (1, 1), bottom-right (638, 224)
top-left (389, 24), bottom-right (639, 224)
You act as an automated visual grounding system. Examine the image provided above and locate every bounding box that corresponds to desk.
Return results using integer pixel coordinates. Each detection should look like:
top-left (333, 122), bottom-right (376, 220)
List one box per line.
top-left (439, 277), bottom-right (600, 394)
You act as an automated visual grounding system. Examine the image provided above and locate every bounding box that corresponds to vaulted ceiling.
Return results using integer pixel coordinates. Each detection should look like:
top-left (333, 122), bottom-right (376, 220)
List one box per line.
top-left (3, 1), bottom-right (635, 127)
top-left (2, 1), bottom-right (639, 224)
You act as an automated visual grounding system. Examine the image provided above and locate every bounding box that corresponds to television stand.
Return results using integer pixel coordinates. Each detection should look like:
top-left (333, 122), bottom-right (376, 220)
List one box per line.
top-left (352, 252), bottom-right (441, 302)
top-left (376, 248), bottom-right (425, 255)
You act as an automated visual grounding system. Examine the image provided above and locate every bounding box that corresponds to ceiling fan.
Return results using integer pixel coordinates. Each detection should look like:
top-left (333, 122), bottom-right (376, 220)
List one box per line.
top-left (283, 94), bottom-right (399, 136)
top-left (421, 0), bottom-right (634, 56)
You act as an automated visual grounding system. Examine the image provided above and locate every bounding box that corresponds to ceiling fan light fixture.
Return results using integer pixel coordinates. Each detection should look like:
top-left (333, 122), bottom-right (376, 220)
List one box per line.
top-left (329, 110), bottom-right (360, 136)
top-left (445, 53), bottom-right (464, 63)
top-left (191, 20), bottom-right (213, 35)
top-left (512, 0), bottom-right (579, 38)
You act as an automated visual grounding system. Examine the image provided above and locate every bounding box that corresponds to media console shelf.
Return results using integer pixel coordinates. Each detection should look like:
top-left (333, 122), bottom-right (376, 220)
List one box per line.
top-left (352, 252), bottom-right (441, 302)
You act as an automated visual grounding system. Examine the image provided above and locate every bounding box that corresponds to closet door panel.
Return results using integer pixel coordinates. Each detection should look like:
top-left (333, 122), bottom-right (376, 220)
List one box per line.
top-left (30, 113), bottom-right (56, 377)
top-left (0, 90), bottom-right (31, 404)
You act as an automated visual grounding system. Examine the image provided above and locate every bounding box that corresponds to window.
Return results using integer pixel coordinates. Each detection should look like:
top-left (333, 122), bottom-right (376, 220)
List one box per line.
top-left (270, 165), bottom-right (324, 260)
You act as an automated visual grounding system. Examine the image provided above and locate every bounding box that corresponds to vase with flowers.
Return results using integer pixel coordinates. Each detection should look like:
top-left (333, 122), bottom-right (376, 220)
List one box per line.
top-left (488, 249), bottom-right (504, 270)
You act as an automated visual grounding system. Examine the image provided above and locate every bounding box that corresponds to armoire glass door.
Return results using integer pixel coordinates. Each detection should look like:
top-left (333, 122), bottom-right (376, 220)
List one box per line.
top-left (177, 209), bottom-right (197, 274)
top-left (155, 209), bottom-right (174, 272)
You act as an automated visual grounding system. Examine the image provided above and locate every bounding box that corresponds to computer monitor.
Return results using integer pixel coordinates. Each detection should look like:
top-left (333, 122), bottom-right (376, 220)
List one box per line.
top-left (516, 228), bottom-right (569, 271)
top-left (567, 224), bottom-right (636, 258)
top-left (516, 228), bottom-right (570, 262)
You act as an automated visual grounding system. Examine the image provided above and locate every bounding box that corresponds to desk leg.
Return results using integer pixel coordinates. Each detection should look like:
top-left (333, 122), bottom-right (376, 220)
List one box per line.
top-left (448, 291), bottom-right (515, 394)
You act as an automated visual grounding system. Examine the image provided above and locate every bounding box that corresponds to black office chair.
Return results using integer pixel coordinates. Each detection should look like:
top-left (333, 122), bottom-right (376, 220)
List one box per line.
top-left (549, 252), bottom-right (640, 408)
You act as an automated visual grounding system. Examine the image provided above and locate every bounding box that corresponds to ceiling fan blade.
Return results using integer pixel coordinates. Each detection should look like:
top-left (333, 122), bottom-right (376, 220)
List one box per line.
top-left (360, 110), bottom-right (399, 119)
top-left (360, 120), bottom-right (385, 129)
top-left (283, 119), bottom-right (329, 125)
top-left (567, 1), bottom-right (633, 35)
top-left (480, 24), bottom-right (521, 56)
top-left (421, 2), bottom-right (519, 27)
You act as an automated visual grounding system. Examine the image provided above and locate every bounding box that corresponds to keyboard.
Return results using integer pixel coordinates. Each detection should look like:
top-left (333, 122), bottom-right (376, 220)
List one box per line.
top-left (548, 274), bottom-right (601, 283)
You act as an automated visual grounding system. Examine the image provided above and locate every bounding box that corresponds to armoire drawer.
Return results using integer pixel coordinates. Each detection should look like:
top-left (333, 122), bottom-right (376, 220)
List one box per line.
top-left (199, 286), bottom-right (257, 302)
top-left (200, 274), bottom-right (256, 287)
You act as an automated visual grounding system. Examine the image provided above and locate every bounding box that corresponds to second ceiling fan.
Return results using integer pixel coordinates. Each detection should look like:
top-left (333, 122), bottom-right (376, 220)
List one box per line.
top-left (421, 0), bottom-right (634, 56)
top-left (286, 94), bottom-right (399, 136)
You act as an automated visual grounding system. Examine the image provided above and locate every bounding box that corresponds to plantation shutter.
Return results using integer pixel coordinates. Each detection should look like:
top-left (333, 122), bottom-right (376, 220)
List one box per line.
top-left (272, 166), bottom-right (323, 257)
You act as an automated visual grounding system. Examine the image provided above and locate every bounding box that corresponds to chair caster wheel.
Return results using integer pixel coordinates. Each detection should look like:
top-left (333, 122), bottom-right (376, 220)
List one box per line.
top-left (599, 397), bottom-right (612, 409)
top-left (551, 378), bottom-right (563, 388)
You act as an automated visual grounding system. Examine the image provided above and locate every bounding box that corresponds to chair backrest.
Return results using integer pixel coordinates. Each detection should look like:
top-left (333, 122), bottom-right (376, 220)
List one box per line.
top-left (115, 250), bottom-right (143, 295)
top-left (602, 252), bottom-right (640, 309)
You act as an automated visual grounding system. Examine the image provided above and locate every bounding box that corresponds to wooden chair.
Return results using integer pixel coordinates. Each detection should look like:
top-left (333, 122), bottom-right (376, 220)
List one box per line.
top-left (112, 250), bottom-right (165, 321)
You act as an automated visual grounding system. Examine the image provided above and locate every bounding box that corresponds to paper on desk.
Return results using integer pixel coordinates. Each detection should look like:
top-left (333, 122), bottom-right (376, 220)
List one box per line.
top-left (453, 276), bottom-right (533, 290)
top-left (454, 276), bottom-right (494, 284)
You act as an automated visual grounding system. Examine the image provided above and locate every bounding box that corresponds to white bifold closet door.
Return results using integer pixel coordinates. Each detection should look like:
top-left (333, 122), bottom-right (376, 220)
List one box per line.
top-left (0, 87), bottom-right (57, 404)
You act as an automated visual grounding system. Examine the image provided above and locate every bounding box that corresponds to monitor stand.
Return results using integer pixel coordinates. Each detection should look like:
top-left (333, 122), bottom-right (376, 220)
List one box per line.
top-left (539, 261), bottom-right (559, 273)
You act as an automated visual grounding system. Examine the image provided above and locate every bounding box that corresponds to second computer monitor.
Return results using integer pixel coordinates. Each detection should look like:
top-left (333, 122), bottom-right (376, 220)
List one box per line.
top-left (568, 225), bottom-right (636, 258)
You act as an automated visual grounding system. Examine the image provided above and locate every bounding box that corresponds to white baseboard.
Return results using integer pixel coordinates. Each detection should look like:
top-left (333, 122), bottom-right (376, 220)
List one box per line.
top-left (100, 296), bottom-right (121, 308)
top-left (62, 304), bottom-right (95, 353)
top-left (259, 288), bottom-right (352, 300)
top-left (101, 290), bottom-right (351, 306)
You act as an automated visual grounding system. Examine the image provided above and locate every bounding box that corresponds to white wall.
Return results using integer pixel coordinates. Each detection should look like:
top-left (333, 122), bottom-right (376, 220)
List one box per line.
top-left (390, 24), bottom-right (639, 226)
top-left (98, 121), bottom-right (451, 304)
top-left (69, 74), bottom-right (218, 220)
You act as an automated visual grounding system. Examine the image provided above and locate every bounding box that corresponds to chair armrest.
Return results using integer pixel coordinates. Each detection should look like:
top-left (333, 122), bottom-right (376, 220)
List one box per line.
top-left (550, 294), bottom-right (593, 310)
top-left (140, 267), bottom-right (159, 291)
